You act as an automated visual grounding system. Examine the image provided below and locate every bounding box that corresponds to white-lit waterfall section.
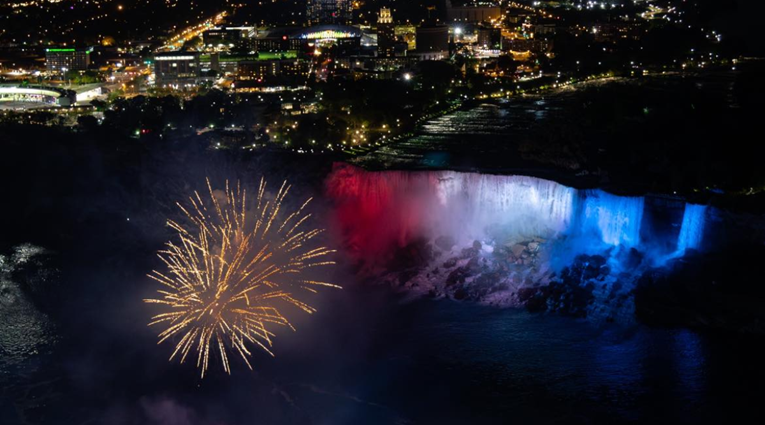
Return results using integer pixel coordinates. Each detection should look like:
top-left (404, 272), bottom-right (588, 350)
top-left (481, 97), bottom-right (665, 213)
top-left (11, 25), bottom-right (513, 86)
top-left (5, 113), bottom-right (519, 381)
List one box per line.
top-left (432, 173), bottom-right (648, 246)
top-left (676, 204), bottom-right (707, 253)
top-left (434, 173), bottom-right (576, 239)
top-left (580, 191), bottom-right (645, 247)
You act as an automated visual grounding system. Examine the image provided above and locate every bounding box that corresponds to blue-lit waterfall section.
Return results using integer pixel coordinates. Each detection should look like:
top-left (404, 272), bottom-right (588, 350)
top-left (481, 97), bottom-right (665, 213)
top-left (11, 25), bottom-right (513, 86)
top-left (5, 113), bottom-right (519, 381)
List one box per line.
top-left (580, 190), bottom-right (645, 247)
top-left (676, 204), bottom-right (707, 253)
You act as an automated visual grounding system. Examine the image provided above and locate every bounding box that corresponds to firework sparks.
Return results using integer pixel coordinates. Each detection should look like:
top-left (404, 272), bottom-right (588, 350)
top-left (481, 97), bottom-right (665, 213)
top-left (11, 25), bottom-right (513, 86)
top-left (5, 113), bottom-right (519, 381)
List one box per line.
top-left (145, 178), bottom-right (338, 378)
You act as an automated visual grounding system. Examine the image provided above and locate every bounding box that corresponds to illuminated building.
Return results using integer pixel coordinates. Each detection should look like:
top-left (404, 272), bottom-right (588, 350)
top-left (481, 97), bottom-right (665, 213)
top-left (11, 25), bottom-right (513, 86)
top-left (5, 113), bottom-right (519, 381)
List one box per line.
top-left (307, 0), bottom-right (353, 26)
top-left (202, 26), bottom-right (255, 50)
top-left (45, 47), bottom-right (92, 74)
top-left (503, 38), bottom-right (550, 55)
top-left (237, 59), bottom-right (309, 82)
top-left (336, 56), bottom-right (419, 80)
top-left (395, 25), bottom-right (417, 51)
top-left (0, 85), bottom-right (76, 107)
top-left (255, 36), bottom-right (305, 53)
top-left (202, 53), bottom-right (258, 74)
top-left (377, 8), bottom-right (395, 58)
top-left (153, 52), bottom-right (201, 86)
top-left (279, 60), bottom-right (310, 78)
top-left (255, 25), bottom-right (367, 54)
top-left (237, 60), bottom-right (279, 81)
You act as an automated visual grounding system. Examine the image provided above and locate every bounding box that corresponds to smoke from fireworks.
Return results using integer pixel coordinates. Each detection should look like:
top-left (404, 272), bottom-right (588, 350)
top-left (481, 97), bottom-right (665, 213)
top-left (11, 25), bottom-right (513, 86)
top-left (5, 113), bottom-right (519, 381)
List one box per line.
top-left (145, 178), bottom-right (338, 378)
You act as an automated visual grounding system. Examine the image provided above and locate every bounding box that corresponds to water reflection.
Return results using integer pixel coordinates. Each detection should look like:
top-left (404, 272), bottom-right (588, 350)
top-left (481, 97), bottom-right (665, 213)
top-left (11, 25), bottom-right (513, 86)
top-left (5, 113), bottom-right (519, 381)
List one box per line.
top-left (0, 245), bottom-right (55, 374)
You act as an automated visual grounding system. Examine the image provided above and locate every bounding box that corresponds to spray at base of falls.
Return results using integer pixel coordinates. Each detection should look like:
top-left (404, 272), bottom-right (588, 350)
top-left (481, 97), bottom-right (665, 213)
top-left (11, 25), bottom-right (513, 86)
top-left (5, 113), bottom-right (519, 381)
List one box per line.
top-left (326, 164), bottom-right (711, 319)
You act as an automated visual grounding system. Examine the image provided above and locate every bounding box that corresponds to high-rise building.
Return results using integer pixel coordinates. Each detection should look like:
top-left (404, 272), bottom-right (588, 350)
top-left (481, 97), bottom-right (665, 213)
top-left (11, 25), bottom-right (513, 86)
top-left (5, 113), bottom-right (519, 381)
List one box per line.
top-left (237, 59), bottom-right (309, 82)
top-left (45, 47), bottom-right (92, 74)
top-left (153, 52), bottom-right (201, 86)
top-left (307, 0), bottom-right (353, 25)
top-left (377, 8), bottom-right (395, 58)
top-left (202, 26), bottom-right (255, 50)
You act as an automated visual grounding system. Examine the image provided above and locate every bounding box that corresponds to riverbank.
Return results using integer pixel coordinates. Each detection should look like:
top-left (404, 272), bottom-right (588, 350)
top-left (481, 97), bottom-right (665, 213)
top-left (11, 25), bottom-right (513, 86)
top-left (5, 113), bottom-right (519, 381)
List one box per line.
top-left (348, 63), bottom-right (765, 202)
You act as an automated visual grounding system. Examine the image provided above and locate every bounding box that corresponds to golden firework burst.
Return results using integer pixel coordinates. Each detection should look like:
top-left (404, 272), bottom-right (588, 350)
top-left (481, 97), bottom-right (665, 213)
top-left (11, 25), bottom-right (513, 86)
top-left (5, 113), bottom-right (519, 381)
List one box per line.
top-left (145, 178), bottom-right (338, 378)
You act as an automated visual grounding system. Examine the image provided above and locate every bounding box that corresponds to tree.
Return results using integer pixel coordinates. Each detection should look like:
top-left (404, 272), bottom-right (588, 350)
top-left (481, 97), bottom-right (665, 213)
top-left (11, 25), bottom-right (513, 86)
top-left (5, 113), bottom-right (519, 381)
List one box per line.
top-left (182, 36), bottom-right (203, 52)
top-left (77, 115), bottom-right (99, 132)
top-left (415, 60), bottom-right (456, 92)
top-left (497, 55), bottom-right (520, 74)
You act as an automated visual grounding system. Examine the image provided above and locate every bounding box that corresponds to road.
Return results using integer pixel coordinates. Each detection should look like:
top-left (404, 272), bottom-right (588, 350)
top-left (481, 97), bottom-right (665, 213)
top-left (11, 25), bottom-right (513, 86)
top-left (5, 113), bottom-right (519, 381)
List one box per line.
top-left (157, 11), bottom-right (228, 52)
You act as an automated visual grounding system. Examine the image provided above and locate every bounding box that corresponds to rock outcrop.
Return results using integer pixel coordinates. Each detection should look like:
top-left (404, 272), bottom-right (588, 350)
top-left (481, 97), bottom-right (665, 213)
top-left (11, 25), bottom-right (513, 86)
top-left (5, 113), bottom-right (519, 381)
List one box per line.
top-left (372, 233), bottom-right (639, 321)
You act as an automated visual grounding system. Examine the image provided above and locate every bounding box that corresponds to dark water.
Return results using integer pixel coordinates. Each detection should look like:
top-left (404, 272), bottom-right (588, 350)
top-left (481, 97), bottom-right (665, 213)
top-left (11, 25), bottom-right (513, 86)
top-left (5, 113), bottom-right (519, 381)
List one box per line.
top-left (353, 77), bottom-right (630, 171)
top-left (356, 95), bottom-right (563, 170)
top-left (2, 279), bottom-right (765, 425)
top-left (362, 73), bottom-right (743, 168)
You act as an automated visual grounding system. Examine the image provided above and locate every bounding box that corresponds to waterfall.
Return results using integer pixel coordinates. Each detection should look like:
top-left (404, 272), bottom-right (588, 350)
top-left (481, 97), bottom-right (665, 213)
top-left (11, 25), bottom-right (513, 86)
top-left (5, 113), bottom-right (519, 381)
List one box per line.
top-left (325, 164), bottom-right (710, 261)
top-left (435, 172), bottom-right (576, 239)
top-left (676, 204), bottom-right (707, 253)
top-left (580, 190), bottom-right (645, 247)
